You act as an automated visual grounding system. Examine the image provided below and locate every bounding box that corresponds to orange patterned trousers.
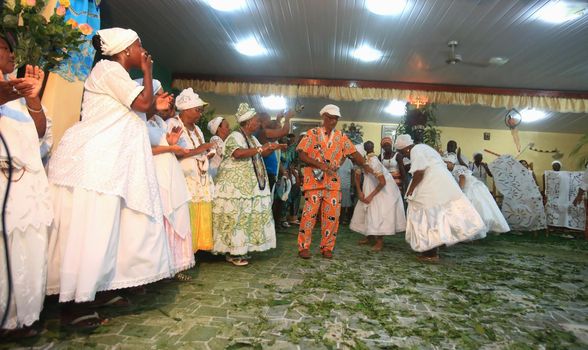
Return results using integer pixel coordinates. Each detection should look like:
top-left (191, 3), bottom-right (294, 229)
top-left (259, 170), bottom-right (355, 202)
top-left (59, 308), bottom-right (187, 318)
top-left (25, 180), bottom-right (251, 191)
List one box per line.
top-left (298, 189), bottom-right (341, 253)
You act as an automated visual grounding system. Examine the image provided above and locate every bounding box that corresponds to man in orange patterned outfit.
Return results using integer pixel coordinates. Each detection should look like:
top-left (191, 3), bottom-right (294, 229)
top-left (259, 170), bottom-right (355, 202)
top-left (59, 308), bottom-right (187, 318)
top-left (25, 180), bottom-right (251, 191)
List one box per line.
top-left (296, 105), bottom-right (372, 259)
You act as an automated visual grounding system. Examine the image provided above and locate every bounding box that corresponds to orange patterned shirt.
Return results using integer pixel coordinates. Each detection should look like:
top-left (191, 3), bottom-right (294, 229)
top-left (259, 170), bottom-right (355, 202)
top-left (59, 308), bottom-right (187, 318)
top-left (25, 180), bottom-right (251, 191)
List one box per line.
top-left (297, 127), bottom-right (356, 191)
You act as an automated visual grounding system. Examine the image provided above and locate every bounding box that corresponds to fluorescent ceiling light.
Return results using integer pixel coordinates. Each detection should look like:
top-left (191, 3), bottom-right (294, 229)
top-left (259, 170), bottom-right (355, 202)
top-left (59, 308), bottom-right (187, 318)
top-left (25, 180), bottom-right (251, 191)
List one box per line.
top-left (235, 38), bottom-right (267, 56)
top-left (536, 1), bottom-right (586, 23)
top-left (261, 95), bottom-right (287, 110)
top-left (521, 109), bottom-right (548, 123)
top-left (366, 0), bottom-right (407, 15)
top-left (351, 45), bottom-right (382, 62)
top-left (206, 0), bottom-right (246, 12)
top-left (385, 100), bottom-right (406, 116)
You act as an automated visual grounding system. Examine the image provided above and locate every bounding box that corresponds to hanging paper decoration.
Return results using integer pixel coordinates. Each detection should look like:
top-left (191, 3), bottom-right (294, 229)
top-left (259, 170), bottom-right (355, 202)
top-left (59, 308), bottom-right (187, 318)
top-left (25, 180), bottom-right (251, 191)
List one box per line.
top-left (52, 0), bottom-right (101, 82)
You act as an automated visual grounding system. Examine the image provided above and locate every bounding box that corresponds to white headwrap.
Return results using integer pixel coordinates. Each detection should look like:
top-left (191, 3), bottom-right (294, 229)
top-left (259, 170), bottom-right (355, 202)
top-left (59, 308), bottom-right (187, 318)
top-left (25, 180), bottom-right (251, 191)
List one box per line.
top-left (236, 103), bottom-right (256, 123)
top-left (207, 116), bottom-right (224, 135)
top-left (97, 28), bottom-right (139, 56)
top-left (175, 88), bottom-right (208, 111)
top-left (319, 104), bottom-right (341, 118)
top-left (551, 160), bottom-right (562, 166)
top-left (134, 78), bottom-right (161, 94)
top-left (442, 153), bottom-right (458, 164)
top-left (394, 134), bottom-right (414, 150)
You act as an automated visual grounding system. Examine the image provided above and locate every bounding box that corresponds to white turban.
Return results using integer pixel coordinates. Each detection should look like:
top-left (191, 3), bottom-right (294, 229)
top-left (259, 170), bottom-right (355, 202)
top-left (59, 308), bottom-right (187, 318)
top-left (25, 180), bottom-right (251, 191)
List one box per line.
top-left (97, 28), bottom-right (139, 56)
top-left (443, 153), bottom-right (458, 164)
top-left (134, 78), bottom-right (161, 94)
top-left (394, 134), bottom-right (414, 150)
top-left (207, 116), bottom-right (224, 135)
top-left (176, 88), bottom-right (208, 111)
top-left (551, 160), bottom-right (562, 166)
top-left (319, 104), bottom-right (341, 118)
top-left (236, 103), bottom-right (256, 123)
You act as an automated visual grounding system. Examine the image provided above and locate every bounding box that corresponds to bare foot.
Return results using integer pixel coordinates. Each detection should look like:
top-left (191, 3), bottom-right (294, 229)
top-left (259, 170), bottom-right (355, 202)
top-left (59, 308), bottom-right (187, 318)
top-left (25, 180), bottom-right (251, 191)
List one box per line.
top-left (372, 239), bottom-right (384, 252)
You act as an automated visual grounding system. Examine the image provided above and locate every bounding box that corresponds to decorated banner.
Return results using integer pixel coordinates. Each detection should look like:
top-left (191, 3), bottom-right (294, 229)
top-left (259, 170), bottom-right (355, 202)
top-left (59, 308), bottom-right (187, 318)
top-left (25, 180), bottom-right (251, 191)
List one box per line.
top-left (52, 0), bottom-right (101, 82)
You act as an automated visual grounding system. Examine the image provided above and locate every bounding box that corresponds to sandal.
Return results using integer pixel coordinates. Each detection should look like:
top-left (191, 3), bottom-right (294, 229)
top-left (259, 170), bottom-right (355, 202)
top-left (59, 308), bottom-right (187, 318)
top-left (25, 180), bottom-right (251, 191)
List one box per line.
top-left (90, 295), bottom-right (130, 308)
top-left (63, 312), bottom-right (105, 331)
top-left (175, 272), bottom-right (192, 282)
top-left (226, 255), bottom-right (249, 266)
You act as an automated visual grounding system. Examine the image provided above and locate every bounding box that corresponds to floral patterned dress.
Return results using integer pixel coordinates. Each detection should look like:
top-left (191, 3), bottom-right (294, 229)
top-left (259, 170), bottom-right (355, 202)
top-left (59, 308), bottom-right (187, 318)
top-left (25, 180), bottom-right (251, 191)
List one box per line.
top-left (212, 131), bottom-right (276, 255)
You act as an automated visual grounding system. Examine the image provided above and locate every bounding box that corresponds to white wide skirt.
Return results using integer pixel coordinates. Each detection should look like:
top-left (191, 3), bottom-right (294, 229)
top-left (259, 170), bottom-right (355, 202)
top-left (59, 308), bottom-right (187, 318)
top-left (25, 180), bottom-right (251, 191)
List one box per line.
top-left (464, 181), bottom-right (510, 234)
top-left (350, 180), bottom-right (406, 236)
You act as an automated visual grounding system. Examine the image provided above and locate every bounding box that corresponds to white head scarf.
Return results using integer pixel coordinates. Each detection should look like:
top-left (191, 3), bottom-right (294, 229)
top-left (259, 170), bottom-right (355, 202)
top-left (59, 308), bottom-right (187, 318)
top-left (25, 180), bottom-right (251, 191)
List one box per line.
top-left (207, 116), bottom-right (224, 135)
top-left (551, 160), bottom-right (562, 166)
top-left (236, 103), bottom-right (256, 123)
top-left (134, 78), bottom-right (161, 94)
top-left (394, 134), bottom-right (414, 150)
top-left (319, 104), bottom-right (341, 118)
top-left (97, 28), bottom-right (139, 56)
top-left (176, 88), bottom-right (208, 111)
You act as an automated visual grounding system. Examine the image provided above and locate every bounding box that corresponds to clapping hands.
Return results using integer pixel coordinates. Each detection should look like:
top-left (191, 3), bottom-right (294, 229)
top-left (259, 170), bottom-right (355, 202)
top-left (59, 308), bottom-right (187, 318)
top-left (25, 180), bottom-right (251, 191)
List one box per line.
top-left (166, 126), bottom-right (183, 145)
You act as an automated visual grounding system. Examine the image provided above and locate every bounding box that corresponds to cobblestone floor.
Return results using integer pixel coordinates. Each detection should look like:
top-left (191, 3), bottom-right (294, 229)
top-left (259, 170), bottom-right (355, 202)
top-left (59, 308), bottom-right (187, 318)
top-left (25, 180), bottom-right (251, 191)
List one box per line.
top-left (1, 226), bottom-right (588, 349)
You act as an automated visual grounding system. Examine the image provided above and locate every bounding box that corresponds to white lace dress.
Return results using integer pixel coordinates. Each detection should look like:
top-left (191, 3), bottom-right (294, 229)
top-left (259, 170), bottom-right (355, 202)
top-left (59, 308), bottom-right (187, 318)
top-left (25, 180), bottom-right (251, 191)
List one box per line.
top-left (147, 115), bottom-right (194, 273)
top-left (405, 144), bottom-right (486, 252)
top-left (47, 60), bottom-right (171, 303)
top-left (452, 165), bottom-right (510, 234)
top-left (489, 155), bottom-right (547, 231)
top-left (350, 155), bottom-right (406, 235)
top-left (0, 99), bottom-right (53, 329)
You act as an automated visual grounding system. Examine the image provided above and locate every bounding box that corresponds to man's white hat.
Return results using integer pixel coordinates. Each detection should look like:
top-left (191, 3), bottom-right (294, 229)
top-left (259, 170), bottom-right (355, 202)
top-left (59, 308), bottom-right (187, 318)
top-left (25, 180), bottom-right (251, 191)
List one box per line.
top-left (319, 104), bottom-right (341, 118)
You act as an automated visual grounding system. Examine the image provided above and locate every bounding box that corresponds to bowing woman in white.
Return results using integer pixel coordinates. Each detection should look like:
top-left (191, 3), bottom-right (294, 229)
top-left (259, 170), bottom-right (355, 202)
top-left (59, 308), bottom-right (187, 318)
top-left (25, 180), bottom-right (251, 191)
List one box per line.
top-left (144, 80), bottom-right (195, 279)
top-left (395, 135), bottom-right (486, 261)
top-left (47, 28), bottom-right (173, 309)
top-left (445, 155), bottom-right (510, 235)
top-left (350, 141), bottom-right (406, 251)
top-left (0, 35), bottom-right (52, 332)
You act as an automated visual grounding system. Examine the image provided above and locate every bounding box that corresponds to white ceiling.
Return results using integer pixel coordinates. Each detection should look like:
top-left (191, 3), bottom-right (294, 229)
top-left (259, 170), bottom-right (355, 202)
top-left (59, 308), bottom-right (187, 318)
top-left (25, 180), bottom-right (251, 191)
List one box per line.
top-left (103, 0), bottom-right (588, 132)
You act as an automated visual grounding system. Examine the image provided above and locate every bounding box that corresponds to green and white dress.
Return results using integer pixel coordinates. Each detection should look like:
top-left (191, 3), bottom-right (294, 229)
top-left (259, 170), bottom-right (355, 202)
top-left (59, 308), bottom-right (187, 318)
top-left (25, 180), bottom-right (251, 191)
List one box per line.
top-left (212, 131), bottom-right (276, 255)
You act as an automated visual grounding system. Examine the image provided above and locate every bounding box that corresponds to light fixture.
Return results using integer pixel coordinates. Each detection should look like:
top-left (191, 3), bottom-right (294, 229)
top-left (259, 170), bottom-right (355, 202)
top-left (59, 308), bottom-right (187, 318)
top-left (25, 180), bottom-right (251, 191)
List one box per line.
top-left (366, 0), bottom-right (407, 16)
top-left (261, 95), bottom-right (287, 110)
top-left (385, 100), bottom-right (406, 116)
top-left (520, 109), bottom-right (548, 123)
top-left (536, 1), bottom-right (586, 23)
top-left (234, 38), bottom-right (267, 56)
top-left (206, 0), bottom-right (246, 12)
top-left (351, 45), bottom-right (383, 62)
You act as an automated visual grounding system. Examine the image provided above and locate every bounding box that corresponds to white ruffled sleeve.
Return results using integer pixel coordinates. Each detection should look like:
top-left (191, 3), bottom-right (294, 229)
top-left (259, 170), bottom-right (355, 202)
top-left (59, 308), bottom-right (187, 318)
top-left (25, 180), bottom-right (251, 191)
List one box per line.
top-left (93, 61), bottom-right (144, 109)
top-left (409, 144), bottom-right (440, 174)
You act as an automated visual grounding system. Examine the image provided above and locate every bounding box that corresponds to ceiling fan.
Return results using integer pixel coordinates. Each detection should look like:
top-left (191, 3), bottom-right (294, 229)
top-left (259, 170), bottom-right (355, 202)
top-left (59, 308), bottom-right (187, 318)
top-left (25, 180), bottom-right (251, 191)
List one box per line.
top-left (428, 40), bottom-right (508, 71)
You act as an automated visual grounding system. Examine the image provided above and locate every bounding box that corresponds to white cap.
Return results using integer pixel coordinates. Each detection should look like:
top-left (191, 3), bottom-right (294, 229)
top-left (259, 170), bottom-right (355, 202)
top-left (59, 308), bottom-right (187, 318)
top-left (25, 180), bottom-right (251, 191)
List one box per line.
top-left (394, 134), bottom-right (414, 150)
top-left (319, 104), bottom-right (341, 118)
top-left (175, 88), bottom-right (208, 111)
top-left (97, 28), bottom-right (139, 56)
top-left (551, 160), bottom-right (562, 166)
top-left (235, 103), bottom-right (256, 123)
top-left (207, 116), bottom-right (224, 135)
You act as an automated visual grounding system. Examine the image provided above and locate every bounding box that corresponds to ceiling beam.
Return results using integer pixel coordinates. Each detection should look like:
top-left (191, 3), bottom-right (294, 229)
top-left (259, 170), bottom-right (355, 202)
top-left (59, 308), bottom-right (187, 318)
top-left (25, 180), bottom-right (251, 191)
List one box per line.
top-left (172, 73), bottom-right (588, 99)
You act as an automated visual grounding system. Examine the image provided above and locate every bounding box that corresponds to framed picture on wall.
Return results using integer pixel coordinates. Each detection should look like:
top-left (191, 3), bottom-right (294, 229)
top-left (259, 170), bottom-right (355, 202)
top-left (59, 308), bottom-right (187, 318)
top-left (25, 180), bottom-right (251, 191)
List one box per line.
top-left (290, 121), bottom-right (321, 136)
top-left (381, 125), bottom-right (396, 140)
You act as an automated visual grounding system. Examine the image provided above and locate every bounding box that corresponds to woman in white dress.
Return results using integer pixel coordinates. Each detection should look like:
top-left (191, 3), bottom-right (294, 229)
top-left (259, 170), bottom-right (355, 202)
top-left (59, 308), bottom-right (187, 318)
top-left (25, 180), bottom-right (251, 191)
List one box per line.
top-left (46, 28), bottom-right (173, 326)
top-left (444, 155), bottom-right (509, 235)
top-left (167, 88), bottom-right (215, 252)
top-left (395, 134), bottom-right (486, 261)
top-left (0, 34), bottom-right (52, 334)
top-left (145, 81), bottom-right (195, 280)
top-left (207, 116), bottom-right (230, 179)
top-left (350, 141), bottom-right (406, 251)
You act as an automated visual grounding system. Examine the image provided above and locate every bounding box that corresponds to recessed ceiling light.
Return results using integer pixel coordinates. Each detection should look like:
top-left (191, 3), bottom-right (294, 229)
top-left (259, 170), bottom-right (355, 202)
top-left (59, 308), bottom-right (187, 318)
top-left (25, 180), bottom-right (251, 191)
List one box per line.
top-left (521, 109), bottom-right (548, 123)
top-left (235, 38), bottom-right (267, 56)
top-left (351, 45), bottom-right (383, 62)
top-left (536, 1), bottom-right (586, 23)
top-left (385, 100), bottom-right (406, 116)
top-left (261, 95), bottom-right (287, 110)
top-left (366, 0), bottom-right (407, 15)
top-left (206, 0), bottom-right (246, 12)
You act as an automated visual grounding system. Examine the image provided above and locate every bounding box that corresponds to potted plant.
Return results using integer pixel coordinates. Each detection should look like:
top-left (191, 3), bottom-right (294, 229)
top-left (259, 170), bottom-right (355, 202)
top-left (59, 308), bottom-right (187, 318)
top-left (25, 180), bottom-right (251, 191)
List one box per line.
top-left (1, 0), bottom-right (84, 88)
